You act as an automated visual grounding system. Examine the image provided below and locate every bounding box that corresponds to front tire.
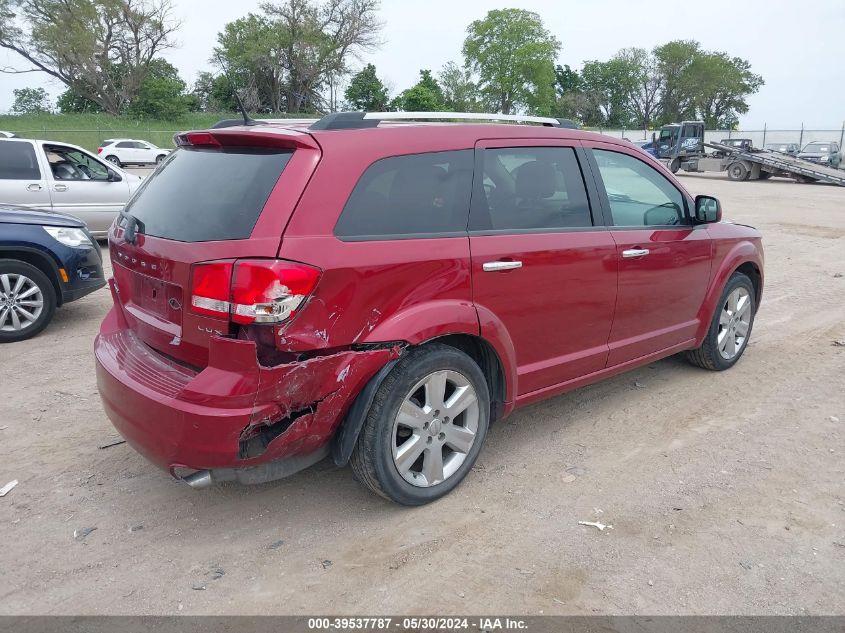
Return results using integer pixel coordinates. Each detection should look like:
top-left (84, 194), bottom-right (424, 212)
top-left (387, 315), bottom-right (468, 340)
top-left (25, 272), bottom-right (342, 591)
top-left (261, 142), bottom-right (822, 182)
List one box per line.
top-left (0, 260), bottom-right (57, 343)
top-left (686, 272), bottom-right (756, 371)
top-left (350, 343), bottom-right (490, 505)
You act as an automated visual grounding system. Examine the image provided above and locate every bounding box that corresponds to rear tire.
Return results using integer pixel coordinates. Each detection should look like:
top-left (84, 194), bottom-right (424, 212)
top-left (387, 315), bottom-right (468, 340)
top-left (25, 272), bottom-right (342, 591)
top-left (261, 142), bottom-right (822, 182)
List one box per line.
top-left (155, 154), bottom-right (166, 164)
top-left (686, 272), bottom-right (755, 371)
top-left (105, 155), bottom-right (121, 167)
top-left (727, 162), bottom-right (749, 181)
top-left (350, 343), bottom-right (490, 505)
top-left (757, 171), bottom-right (771, 180)
top-left (0, 260), bottom-right (57, 343)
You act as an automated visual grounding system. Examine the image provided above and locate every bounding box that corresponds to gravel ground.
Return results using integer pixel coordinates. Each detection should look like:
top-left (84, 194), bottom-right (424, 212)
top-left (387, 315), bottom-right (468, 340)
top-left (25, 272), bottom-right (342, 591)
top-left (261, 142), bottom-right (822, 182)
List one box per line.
top-left (0, 172), bottom-right (843, 615)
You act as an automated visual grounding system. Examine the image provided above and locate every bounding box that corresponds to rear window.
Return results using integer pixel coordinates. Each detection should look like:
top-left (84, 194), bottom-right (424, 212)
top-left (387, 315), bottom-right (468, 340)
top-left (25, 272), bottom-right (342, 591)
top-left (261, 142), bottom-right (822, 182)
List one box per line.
top-left (334, 150), bottom-right (473, 239)
top-left (0, 141), bottom-right (41, 180)
top-left (124, 147), bottom-right (292, 242)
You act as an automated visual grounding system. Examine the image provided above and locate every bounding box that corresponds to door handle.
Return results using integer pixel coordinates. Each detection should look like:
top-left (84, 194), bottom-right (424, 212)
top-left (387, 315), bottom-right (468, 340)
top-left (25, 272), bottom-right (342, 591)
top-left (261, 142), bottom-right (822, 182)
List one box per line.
top-left (27, 183), bottom-right (42, 191)
top-left (482, 260), bottom-right (523, 272)
top-left (53, 184), bottom-right (68, 192)
top-left (622, 248), bottom-right (650, 258)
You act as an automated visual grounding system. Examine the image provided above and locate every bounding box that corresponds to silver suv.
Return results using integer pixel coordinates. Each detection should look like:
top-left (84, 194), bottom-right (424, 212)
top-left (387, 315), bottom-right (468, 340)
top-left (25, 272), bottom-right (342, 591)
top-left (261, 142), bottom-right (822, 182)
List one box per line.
top-left (0, 139), bottom-right (143, 237)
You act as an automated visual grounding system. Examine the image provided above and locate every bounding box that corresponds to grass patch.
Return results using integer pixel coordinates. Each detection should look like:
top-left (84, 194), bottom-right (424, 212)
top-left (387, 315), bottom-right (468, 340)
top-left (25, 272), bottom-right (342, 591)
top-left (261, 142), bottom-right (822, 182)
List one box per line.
top-left (0, 112), bottom-right (313, 151)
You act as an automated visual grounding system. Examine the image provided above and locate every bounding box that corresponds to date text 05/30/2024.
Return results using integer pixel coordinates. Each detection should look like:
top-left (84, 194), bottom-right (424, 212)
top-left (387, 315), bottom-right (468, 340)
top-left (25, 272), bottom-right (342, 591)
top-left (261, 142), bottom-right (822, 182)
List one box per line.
top-left (307, 617), bottom-right (528, 631)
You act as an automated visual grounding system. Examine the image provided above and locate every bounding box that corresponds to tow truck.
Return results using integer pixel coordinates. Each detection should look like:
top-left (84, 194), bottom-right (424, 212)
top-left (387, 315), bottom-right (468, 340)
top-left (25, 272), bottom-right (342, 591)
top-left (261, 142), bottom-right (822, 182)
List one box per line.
top-left (642, 121), bottom-right (844, 186)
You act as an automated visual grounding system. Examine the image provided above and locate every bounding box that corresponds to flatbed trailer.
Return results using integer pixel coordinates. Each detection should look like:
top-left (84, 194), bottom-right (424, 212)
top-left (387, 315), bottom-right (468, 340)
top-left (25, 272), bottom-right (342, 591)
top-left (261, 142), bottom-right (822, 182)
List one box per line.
top-left (673, 142), bottom-right (845, 186)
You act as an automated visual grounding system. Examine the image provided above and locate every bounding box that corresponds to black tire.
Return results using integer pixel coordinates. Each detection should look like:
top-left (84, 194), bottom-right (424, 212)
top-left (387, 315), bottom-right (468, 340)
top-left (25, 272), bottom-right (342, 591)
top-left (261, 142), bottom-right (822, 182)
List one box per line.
top-left (669, 158), bottom-right (680, 174)
top-left (686, 272), bottom-right (756, 371)
top-left (105, 155), bottom-right (121, 167)
top-left (0, 259), bottom-right (57, 343)
top-left (155, 154), bottom-right (166, 164)
top-left (350, 343), bottom-right (490, 505)
top-left (727, 162), bottom-right (749, 181)
top-left (757, 171), bottom-right (772, 180)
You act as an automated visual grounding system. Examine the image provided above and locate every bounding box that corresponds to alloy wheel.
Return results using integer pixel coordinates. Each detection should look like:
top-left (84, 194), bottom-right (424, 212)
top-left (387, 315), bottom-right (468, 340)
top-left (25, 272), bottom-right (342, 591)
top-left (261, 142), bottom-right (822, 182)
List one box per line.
top-left (0, 273), bottom-right (44, 332)
top-left (718, 286), bottom-right (751, 360)
top-left (392, 370), bottom-right (480, 487)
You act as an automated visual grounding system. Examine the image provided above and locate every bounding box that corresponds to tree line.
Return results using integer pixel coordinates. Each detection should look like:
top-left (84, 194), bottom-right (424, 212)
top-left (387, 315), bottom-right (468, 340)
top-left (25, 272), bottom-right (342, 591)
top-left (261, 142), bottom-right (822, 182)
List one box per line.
top-left (0, 1), bottom-right (763, 129)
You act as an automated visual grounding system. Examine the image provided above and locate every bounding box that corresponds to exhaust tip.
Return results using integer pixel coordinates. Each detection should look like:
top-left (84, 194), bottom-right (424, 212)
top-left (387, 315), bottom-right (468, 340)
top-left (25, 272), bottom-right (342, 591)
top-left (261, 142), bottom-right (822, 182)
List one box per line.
top-left (182, 470), bottom-right (213, 489)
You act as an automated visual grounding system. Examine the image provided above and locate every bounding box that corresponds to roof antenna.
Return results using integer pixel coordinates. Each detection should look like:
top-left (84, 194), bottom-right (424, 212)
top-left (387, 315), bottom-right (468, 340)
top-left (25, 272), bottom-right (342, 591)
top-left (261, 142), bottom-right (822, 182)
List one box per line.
top-left (233, 91), bottom-right (257, 126)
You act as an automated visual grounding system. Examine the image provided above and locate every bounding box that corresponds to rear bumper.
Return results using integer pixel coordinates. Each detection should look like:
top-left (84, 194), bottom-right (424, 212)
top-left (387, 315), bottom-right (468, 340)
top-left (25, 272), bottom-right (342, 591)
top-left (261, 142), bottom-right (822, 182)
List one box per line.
top-left (95, 301), bottom-right (399, 481)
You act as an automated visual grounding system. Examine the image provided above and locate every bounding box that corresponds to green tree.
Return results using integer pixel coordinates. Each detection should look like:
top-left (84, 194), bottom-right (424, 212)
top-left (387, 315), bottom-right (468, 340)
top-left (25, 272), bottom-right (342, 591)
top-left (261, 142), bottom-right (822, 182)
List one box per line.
top-left (653, 40), bottom-right (762, 127)
top-left (213, 13), bottom-right (285, 112)
top-left (552, 63), bottom-right (583, 121)
top-left (439, 61), bottom-right (479, 112)
top-left (614, 47), bottom-right (662, 129)
top-left (11, 86), bottom-right (50, 114)
top-left (653, 40), bottom-right (701, 123)
top-left (689, 52), bottom-right (763, 128)
top-left (0, 0), bottom-right (180, 115)
top-left (462, 8), bottom-right (559, 115)
top-left (580, 57), bottom-right (638, 127)
top-left (126, 58), bottom-right (188, 120)
top-left (214, 0), bottom-right (383, 113)
top-left (344, 63), bottom-right (389, 110)
top-left (56, 88), bottom-right (103, 113)
top-left (392, 69), bottom-right (445, 111)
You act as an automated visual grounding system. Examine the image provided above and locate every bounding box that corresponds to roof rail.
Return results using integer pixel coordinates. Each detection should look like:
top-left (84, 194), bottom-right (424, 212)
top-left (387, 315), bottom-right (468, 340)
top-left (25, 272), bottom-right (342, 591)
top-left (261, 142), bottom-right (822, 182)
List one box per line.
top-left (308, 111), bottom-right (581, 131)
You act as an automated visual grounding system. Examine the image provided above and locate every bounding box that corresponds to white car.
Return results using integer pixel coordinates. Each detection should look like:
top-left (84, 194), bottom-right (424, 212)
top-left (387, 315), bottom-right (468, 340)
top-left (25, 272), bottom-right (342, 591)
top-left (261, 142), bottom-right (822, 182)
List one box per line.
top-left (97, 139), bottom-right (171, 167)
top-left (0, 131), bottom-right (17, 138)
top-left (0, 138), bottom-right (143, 237)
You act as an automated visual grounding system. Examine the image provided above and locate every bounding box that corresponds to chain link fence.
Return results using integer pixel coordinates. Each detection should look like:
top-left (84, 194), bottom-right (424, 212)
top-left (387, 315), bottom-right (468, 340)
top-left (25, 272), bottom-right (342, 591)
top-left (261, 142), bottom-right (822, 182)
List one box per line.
top-left (598, 125), bottom-right (845, 149)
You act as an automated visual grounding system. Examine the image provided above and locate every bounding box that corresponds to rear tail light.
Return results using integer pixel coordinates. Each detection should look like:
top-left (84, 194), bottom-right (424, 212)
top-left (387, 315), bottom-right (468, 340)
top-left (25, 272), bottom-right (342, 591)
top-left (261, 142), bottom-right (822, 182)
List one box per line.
top-left (190, 261), bottom-right (233, 318)
top-left (190, 260), bottom-right (320, 324)
top-left (97, 147), bottom-right (103, 154)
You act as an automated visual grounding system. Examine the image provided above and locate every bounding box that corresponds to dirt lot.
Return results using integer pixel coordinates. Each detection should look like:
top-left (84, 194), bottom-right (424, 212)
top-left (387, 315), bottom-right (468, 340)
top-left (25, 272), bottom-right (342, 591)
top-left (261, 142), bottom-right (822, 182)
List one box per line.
top-left (0, 173), bottom-right (843, 615)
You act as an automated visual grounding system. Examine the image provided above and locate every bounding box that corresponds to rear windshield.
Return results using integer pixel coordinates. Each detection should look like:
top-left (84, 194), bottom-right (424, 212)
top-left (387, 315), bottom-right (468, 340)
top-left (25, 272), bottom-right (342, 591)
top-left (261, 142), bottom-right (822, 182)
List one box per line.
top-left (124, 147), bottom-right (293, 242)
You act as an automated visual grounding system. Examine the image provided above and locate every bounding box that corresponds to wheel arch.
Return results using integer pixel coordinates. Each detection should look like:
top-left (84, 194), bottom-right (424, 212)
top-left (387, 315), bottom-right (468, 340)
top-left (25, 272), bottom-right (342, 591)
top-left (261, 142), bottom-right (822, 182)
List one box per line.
top-left (424, 333), bottom-right (508, 424)
top-left (0, 246), bottom-right (63, 305)
top-left (695, 244), bottom-right (763, 342)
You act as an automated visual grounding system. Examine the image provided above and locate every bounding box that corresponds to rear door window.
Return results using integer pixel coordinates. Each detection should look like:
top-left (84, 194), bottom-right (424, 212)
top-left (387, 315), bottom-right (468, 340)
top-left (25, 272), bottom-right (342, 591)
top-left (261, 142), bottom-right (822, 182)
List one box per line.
top-left (0, 141), bottom-right (41, 180)
top-left (470, 146), bottom-right (593, 231)
top-left (123, 147), bottom-right (293, 242)
top-left (334, 150), bottom-right (473, 239)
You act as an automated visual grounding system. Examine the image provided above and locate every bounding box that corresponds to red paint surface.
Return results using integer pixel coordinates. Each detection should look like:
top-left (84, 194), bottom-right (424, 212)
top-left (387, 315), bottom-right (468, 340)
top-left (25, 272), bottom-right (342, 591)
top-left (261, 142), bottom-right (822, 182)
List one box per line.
top-left (96, 123), bottom-right (763, 477)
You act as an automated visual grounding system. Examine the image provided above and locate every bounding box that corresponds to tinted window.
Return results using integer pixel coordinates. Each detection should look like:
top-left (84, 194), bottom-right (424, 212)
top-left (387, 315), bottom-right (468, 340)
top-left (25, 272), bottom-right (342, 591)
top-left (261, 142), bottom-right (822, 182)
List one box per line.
top-left (592, 150), bottom-right (686, 226)
top-left (471, 146), bottom-right (592, 231)
top-left (116, 141), bottom-right (134, 148)
top-left (124, 147), bottom-right (292, 242)
top-left (0, 141), bottom-right (41, 180)
top-left (334, 150), bottom-right (473, 239)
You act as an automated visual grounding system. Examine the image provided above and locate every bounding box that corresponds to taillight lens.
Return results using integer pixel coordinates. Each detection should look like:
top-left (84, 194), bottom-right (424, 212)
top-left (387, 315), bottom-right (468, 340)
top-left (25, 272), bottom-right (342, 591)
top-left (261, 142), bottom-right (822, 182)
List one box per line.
top-left (190, 262), bottom-right (233, 318)
top-left (190, 260), bottom-right (320, 324)
top-left (232, 260), bottom-right (320, 324)
top-left (97, 147), bottom-right (103, 154)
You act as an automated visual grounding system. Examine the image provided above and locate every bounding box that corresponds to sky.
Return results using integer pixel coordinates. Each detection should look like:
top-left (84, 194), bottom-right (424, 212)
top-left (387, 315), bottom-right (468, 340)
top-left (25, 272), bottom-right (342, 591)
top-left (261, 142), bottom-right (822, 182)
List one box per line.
top-left (1, 0), bottom-right (844, 129)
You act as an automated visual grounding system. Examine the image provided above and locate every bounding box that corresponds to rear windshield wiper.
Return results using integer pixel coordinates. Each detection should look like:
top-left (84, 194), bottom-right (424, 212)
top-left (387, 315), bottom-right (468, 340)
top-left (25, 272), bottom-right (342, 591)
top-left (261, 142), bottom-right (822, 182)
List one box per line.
top-left (118, 211), bottom-right (145, 244)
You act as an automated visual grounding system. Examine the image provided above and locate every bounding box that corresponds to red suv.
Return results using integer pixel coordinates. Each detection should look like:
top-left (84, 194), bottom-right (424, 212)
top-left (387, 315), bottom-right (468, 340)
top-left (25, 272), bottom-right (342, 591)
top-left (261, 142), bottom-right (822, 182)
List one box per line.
top-left (95, 112), bottom-right (763, 505)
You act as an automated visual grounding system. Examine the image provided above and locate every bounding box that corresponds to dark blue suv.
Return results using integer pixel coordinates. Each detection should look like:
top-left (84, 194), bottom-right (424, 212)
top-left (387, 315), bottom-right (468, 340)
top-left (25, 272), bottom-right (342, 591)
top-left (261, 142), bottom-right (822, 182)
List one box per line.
top-left (0, 204), bottom-right (105, 342)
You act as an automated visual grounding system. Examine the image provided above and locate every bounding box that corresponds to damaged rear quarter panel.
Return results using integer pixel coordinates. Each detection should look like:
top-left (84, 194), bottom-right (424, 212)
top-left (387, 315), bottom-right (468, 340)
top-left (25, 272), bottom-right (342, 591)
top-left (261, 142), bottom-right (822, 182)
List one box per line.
top-left (240, 341), bottom-right (403, 463)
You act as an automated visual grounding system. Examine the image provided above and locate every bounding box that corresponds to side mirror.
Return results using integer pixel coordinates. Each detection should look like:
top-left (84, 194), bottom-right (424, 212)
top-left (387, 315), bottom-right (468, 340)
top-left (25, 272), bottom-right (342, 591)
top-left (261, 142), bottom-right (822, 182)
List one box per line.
top-left (107, 169), bottom-right (122, 183)
top-left (695, 195), bottom-right (721, 223)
